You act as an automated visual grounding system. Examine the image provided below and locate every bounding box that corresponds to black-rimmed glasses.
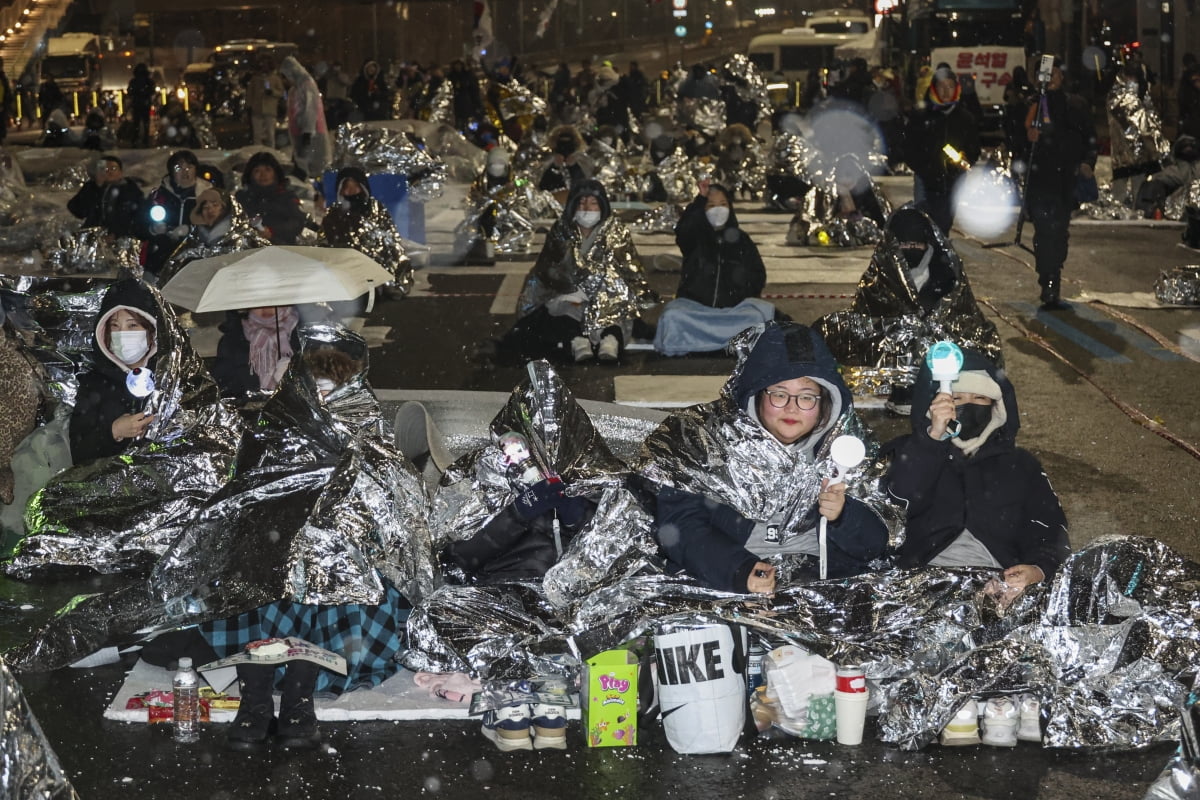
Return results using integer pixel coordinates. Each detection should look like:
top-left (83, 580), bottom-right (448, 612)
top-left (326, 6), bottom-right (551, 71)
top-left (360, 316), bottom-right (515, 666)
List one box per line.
top-left (762, 389), bottom-right (820, 411)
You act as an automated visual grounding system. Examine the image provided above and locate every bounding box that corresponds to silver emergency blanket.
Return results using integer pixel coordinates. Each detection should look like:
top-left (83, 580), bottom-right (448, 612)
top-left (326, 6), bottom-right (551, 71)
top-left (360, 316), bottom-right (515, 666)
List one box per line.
top-left (637, 325), bottom-right (904, 549)
top-left (681, 97), bottom-right (727, 138)
top-left (318, 195), bottom-right (413, 296)
top-left (188, 111), bottom-right (220, 150)
top-left (494, 81), bottom-right (548, 137)
top-left (157, 197), bottom-right (271, 285)
top-left (333, 123), bottom-right (448, 203)
top-left (814, 215), bottom-right (1003, 396)
top-left (588, 139), bottom-right (642, 200)
top-left (566, 535), bottom-right (1200, 752)
top-left (407, 362), bottom-right (659, 678)
top-left (516, 214), bottom-right (659, 340)
top-left (645, 145), bottom-right (706, 204)
top-left (722, 53), bottom-right (772, 128)
top-left (632, 201), bottom-right (682, 235)
top-left (6, 285), bottom-right (241, 577)
top-left (1108, 77), bottom-right (1168, 173)
top-left (6, 326), bottom-right (436, 673)
top-left (714, 124), bottom-right (767, 199)
top-left (426, 80), bottom-right (455, 127)
top-left (0, 656), bottom-right (78, 799)
top-left (786, 165), bottom-right (890, 248)
top-left (42, 228), bottom-right (141, 277)
top-left (1144, 678), bottom-right (1199, 800)
top-left (8, 287), bottom-right (102, 408)
top-left (1080, 185), bottom-right (1143, 220)
top-left (453, 173), bottom-right (536, 255)
top-left (1155, 265), bottom-right (1200, 306)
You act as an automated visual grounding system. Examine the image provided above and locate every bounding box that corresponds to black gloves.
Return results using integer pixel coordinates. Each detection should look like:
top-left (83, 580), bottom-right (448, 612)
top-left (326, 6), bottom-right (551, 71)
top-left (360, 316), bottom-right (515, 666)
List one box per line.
top-left (512, 478), bottom-right (590, 525)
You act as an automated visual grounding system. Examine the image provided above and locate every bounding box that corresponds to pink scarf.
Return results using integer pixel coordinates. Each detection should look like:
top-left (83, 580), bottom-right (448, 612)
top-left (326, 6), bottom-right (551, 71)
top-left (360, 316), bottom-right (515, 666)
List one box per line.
top-left (242, 306), bottom-right (299, 391)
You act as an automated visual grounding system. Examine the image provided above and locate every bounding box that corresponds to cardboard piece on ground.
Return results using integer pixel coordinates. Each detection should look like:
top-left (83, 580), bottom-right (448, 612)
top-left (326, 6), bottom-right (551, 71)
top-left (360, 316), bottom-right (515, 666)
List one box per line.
top-left (107, 659), bottom-right (583, 724)
top-left (613, 374), bottom-right (726, 408)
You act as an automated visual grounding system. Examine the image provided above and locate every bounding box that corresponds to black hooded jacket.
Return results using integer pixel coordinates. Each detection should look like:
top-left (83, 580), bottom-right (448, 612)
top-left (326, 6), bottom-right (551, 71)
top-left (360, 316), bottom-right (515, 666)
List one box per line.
top-left (70, 280), bottom-right (161, 464)
top-left (881, 350), bottom-right (1070, 580)
top-left (235, 152), bottom-right (307, 244)
top-left (674, 189), bottom-right (766, 308)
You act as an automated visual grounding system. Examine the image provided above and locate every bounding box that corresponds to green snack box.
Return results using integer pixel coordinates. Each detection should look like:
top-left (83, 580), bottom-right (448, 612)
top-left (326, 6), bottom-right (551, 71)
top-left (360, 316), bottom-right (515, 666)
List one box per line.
top-left (583, 649), bottom-right (638, 747)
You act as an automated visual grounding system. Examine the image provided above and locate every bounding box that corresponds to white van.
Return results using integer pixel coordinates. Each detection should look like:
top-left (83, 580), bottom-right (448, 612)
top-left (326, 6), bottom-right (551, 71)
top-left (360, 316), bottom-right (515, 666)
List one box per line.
top-left (747, 28), bottom-right (862, 105)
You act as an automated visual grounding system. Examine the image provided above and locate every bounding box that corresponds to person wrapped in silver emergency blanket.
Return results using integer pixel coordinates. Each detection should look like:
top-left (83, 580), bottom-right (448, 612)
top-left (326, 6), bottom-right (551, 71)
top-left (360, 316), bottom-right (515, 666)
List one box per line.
top-left (639, 321), bottom-right (903, 595)
top-left (1107, 62), bottom-right (1168, 206)
top-left (510, 179), bottom-right (659, 363)
top-left (6, 279), bottom-right (241, 577)
top-left (453, 149), bottom-right (536, 264)
top-left (318, 166), bottom-right (413, 299)
top-left (813, 205), bottom-right (1002, 404)
top-left (157, 188), bottom-right (272, 285)
top-left (0, 656), bottom-right (78, 798)
top-left (785, 152), bottom-right (891, 248)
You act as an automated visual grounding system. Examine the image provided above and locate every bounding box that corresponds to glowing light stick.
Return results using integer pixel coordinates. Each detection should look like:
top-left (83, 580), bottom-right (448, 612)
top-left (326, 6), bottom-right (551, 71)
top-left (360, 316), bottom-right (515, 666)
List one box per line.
top-left (819, 435), bottom-right (867, 580)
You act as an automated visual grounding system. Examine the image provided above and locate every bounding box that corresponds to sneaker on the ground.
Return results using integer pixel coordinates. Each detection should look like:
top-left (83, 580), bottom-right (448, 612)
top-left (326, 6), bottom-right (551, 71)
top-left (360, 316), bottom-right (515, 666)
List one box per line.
top-left (482, 703), bottom-right (533, 751)
top-left (597, 334), bottom-right (620, 362)
top-left (530, 703), bottom-right (568, 750)
top-left (980, 697), bottom-right (1018, 747)
top-left (1016, 694), bottom-right (1042, 742)
top-left (940, 699), bottom-right (981, 746)
top-left (571, 336), bottom-right (593, 363)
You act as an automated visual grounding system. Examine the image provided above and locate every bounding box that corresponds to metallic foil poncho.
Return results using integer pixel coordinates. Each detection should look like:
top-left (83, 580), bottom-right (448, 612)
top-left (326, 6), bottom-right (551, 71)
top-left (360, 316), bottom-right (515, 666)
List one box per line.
top-left (157, 197), bottom-right (272, 285)
top-left (42, 229), bottom-right (142, 277)
top-left (1155, 265), bottom-right (1200, 306)
top-left (637, 325), bottom-right (904, 549)
top-left (0, 656), bottom-right (78, 798)
top-left (814, 210), bottom-right (1003, 396)
top-left (332, 122), bottom-right (448, 204)
top-left (319, 195), bottom-right (413, 296)
top-left (453, 173), bottom-right (536, 255)
top-left (517, 214), bottom-right (659, 340)
top-left (7, 285), bottom-right (241, 577)
top-left (1107, 77), bottom-right (1168, 173)
top-left (721, 54), bottom-right (772, 128)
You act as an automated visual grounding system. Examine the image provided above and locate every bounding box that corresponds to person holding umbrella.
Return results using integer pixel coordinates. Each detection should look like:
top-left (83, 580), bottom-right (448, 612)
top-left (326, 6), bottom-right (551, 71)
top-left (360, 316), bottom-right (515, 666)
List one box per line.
top-left (211, 305), bottom-right (302, 398)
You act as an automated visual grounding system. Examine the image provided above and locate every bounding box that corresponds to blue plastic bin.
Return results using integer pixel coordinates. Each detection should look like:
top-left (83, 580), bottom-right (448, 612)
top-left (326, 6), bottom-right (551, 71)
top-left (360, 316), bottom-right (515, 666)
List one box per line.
top-left (322, 171), bottom-right (426, 243)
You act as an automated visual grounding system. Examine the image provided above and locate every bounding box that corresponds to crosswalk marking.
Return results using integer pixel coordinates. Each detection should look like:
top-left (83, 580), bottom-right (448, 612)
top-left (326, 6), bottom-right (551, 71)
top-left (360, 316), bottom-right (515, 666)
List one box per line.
top-left (1008, 302), bottom-right (1132, 363)
top-left (1068, 303), bottom-right (1187, 362)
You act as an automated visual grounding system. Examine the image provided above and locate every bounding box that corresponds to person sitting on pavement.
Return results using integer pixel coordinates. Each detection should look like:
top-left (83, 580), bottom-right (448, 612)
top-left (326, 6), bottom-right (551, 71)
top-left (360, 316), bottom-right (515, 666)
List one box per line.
top-left (639, 321), bottom-right (899, 594)
top-left (813, 205), bottom-right (1002, 415)
top-left (882, 347), bottom-right (1070, 595)
top-left (138, 149), bottom-right (213, 282)
top-left (157, 188), bottom-right (271, 285)
top-left (502, 179), bottom-right (659, 364)
top-left (537, 125), bottom-right (593, 205)
top-left (210, 306), bottom-right (303, 399)
top-left (235, 151), bottom-right (309, 245)
top-left (66, 155), bottom-right (144, 238)
top-left (653, 180), bottom-right (774, 356)
top-left (318, 165), bottom-right (412, 300)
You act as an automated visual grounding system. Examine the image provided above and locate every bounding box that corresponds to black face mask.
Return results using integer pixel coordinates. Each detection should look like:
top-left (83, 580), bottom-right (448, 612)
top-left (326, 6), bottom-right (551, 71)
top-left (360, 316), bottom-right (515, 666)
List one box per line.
top-left (955, 403), bottom-right (994, 442)
top-left (555, 138), bottom-right (576, 157)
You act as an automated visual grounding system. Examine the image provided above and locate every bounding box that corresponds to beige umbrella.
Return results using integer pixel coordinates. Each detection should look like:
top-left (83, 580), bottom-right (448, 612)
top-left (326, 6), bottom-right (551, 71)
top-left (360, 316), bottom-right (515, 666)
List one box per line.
top-left (159, 245), bottom-right (393, 312)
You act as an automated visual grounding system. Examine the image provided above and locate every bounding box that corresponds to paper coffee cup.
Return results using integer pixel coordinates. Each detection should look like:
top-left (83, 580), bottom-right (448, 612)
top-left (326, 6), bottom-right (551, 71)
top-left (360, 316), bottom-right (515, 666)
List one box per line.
top-left (834, 690), bottom-right (869, 745)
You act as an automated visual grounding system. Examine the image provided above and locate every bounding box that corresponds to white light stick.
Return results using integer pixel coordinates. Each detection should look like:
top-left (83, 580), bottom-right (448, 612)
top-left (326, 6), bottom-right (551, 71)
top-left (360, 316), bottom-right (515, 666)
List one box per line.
top-left (820, 435), bottom-right (867, 580)
top-left (926, 340), bottom-right (965, 438)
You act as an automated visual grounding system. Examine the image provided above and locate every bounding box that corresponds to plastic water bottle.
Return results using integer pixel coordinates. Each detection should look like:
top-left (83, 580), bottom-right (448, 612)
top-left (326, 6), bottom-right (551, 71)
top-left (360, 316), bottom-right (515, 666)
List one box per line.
top-left (746, 637), bottom-right (767, 697)
top-left (173, 656), bottom-right (200, 743)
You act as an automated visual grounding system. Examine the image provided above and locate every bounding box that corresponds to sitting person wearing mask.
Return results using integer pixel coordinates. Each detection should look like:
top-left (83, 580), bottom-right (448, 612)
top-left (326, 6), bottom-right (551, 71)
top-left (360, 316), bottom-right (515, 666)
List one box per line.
top-left (158, 188), bottom-right (271, 285)
top-left (318, 166), bottom-right (412, 301)
top-left (814, 205), bottom-right (1001, 415)
top-left (139, 150), bottom-right (213, 281)
top-left (882, 347), bottom-right (1070, 593)
top-left (654, 180), bottom-right (773, 356)
top-left (66, 155), bottom-right (144, 238)
top-left (69, 281), bottom-right (161, 465)
top-left (504, 180), bottom-right (658, 363)
top-left (235, 151), bottom-right (308, 245)
top-left (639, 322), bottom-right (898, 594)
top-left (537, 125), bottom-right (593, 204)
top-left (210, 306), bottom-right (302, 398)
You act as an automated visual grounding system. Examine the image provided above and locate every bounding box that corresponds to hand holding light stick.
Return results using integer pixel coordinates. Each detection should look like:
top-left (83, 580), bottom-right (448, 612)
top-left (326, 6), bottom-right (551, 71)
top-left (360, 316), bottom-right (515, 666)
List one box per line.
top-left (926, 340), bottom-right (964, 439)
top-left (819, 435), bottom-right (867, 580)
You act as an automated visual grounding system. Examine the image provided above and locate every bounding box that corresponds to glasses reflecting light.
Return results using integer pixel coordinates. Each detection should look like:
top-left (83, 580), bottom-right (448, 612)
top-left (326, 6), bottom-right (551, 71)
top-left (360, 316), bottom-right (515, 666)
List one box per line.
top-left (762, 390), bottom-right (820, 410)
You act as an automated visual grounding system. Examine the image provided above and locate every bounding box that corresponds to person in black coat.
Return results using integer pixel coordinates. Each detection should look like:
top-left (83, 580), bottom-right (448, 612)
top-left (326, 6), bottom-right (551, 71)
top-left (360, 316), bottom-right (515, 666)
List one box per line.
top-left (882, 348), bottom-right (1070, 589)
top-left (210, 306), bottom-right (303, 399)
top-left (350, 60), bottom-right (391, 121)
top-left (902, 66), bottom-right (981, 235)
top-left (1024, 62), bottom-right (1097, 309)
top-left (66, 155), bottom-right (144, 238)
top-left (127, 63), bottom-right (157, 147)
top-left (235, 151), bottom-right (307, 244)
top-left (674, 181), bottom-right (765, 308)
top-left (70, 280), bottom-right (161, 465)
top-left (138, 150), bottom-right (213, 280)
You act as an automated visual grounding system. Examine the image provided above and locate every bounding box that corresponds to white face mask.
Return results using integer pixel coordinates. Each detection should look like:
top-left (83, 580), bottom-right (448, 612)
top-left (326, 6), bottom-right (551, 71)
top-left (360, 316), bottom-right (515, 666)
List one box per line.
top-left (110, 330), bottom-right (150, 365)
top-left (705, 206), bottom-right (730, 228)
top-left (487, 162), bottom-right (507, 176)
top-left (575, 209), bottom-right (602, 229)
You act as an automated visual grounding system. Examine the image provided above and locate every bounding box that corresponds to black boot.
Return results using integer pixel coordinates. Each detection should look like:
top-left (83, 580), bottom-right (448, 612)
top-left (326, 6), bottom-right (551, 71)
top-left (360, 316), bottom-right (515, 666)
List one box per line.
top-left (225, 663), bottom-right (277, 752)
top-left (276, 660), bottom-right (321, 750)
top-left (1039, 279), bottom-right (1069, 311)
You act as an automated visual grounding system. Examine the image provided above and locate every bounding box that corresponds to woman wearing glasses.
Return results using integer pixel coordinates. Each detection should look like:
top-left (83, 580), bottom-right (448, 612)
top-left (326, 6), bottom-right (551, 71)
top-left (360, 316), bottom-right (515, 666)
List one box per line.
top-left (639, 321), bottom-right (898, 594)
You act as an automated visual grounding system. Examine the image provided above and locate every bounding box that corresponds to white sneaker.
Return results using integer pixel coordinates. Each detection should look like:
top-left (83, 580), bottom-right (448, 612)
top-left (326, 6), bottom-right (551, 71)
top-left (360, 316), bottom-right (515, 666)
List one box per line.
top-left (571, 336), bottom-right (593, 363)
top-left (597, 334), bottom-right (620, 362)
top-left (481, 703), bottom-right (533, 751)
top-left (940, 699), bottom-right (981, 746)
top-left (1016, 694), bottom-right (1042, 742)
top-left (530, 703), bottom-right (568, 750)
top-left (980, 697), bottom-right (1018, 747)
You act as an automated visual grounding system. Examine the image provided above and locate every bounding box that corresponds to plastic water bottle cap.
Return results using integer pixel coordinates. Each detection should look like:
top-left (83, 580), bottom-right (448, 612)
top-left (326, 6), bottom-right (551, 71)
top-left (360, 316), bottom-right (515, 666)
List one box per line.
top-left (178, 657), bottom-right (192, 669)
